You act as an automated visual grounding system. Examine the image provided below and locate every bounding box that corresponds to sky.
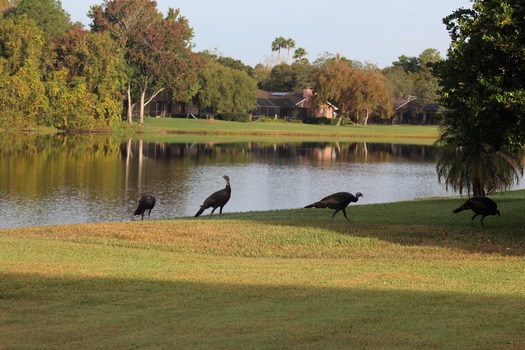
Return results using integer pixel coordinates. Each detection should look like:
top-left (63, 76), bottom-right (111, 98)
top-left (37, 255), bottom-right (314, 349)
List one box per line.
top-left (60, 0), bottom-right (473, 68)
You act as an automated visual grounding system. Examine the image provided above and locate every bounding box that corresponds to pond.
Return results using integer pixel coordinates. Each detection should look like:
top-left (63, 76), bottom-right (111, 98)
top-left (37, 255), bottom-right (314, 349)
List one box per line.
top-left (0, 134), bottom-right (520, 228)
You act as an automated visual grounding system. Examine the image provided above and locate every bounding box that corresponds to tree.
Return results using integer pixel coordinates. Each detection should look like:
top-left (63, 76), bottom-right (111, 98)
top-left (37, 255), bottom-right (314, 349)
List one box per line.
top-left (293, 47), bottom-right (308, 63)
top-left (259, 62), bottom-right (314, 92)
top-left (284, 38), bottom-right (295, 64)
top-left (434, 0), bottom-right (525, 195)
top-left (311, 55), bottom-right (392, 126)
top-left (382, 65), bottom-right (414, 99)
top-left (197, 61), bottom-right (257, 117)
top-left (311, 55), bottom-right (358, 126)
top-left (11, 0), bottom-right (72, 41)
top-left (385, 48), bottom-right (442, 106)
top-left (252, 63), bottom-right (271, 88)
top-left (436, 133), bottom-right (523, 196)
top-left (271, 36), bottom-right (286, 65)
top-left (49, 25), bottom-right (127, 129)
top-left (199, 50), bottom-right (253, 75)
top-left (0, 15), bottom-right (48, 128)
top-left (354, 69), bottom-right (393, 125)
top-left (90, 0), bottom-right (203, 124)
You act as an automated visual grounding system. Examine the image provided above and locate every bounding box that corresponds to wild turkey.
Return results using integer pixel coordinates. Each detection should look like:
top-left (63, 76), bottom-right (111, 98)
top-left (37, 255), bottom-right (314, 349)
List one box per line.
top-left (304, 192), bottom-right (363, 222)
top-left (134, 195), bottom-right (156, 220)
top-left (452, 196), bottom-right (500, 226)
top-left (195, 175), bottom-right (231, 219)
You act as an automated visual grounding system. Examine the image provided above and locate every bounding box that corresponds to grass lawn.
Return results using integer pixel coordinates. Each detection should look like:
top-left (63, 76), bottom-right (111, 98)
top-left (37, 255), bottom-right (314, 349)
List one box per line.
top-left (128, 117), bottom-right (440, 145)
top-left (1, 190), bottom-right (524, 349)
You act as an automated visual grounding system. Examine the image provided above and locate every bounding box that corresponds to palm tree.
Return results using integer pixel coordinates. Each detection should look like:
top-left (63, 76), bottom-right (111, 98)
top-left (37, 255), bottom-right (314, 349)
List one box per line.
top-left (285, 38), bottom-right (295, 64)
top-left (293, 47), bottom-right (307, 63)
top-left (436, 132), bottom-right (523, 196)
top-left (271, 36), bottom-right (286, 65)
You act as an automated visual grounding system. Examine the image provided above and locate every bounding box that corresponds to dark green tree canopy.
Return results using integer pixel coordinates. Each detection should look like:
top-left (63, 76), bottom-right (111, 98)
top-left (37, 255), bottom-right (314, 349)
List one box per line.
top-left (197, 60), bottom-right (257, 116)
top-left (11, 0), bottom-right (72, 40)
top-left (435, 0), bottom-right (525, 152)
top-left (435, 0), bottom-right (525, 196)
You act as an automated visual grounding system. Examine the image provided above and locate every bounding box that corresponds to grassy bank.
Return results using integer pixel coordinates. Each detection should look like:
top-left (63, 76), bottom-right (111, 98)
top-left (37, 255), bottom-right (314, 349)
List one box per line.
top-left (1, 191), bottom-right (525, 349)
top-left (130, 118), bottom-right (440, 144)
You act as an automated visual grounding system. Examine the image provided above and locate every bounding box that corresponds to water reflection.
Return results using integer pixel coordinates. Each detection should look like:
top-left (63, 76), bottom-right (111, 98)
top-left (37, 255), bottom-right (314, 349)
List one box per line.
top-left (0, 135), bottom-right (512, 228)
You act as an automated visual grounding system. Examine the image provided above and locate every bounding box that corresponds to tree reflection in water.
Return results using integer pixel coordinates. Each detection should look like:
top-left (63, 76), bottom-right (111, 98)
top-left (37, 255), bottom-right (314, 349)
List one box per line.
top-left (3, 136), bottom-right (516, 228)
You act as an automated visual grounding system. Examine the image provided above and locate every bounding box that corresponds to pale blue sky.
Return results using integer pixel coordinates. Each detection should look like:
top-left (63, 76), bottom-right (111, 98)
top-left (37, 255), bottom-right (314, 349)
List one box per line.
top-left (61, 0), bottom-right (472, 68)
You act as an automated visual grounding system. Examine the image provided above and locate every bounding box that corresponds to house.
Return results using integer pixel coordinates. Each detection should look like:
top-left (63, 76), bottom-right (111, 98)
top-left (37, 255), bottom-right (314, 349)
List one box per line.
top-left (392, 96), bottom-right (441, 125)
top-left (254, 89), bottom-right (338, 120)
top-left (123, 90), bottom-right (198, 118)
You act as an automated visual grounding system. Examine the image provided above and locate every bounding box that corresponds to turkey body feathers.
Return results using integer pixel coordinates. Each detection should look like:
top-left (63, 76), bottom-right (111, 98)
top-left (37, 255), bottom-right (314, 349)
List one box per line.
top-left (134, 195), bottom-right (156, 220)
top-left (195, 175), bottom-right (231, 219)
top-left (453, 196), bottom-right (500, 226)
top-left (305, 192), bottom-right (363, 222)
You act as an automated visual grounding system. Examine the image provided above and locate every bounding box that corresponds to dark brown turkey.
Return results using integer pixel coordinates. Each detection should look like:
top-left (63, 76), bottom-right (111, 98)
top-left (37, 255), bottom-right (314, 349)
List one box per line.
top-left (134, 195), bottom-right (156, 220)
top-left (452, 196), bottom-right (500, 226)
top-left (195, 175), bottom-right (231, 219)
top-left (304, 192), bottom-right (363, 222)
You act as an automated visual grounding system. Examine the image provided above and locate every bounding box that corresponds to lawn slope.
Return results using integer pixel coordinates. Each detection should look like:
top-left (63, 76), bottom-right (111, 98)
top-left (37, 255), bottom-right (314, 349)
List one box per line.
top-left (1, 192), bottom-right (524, 349)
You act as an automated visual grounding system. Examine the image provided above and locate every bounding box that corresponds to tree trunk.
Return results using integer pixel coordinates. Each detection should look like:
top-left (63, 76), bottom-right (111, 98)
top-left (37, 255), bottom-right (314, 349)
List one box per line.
top-left (472, 179), bottom-right (485, 197)
top-left (363, 109), bottom-right (369, 125)
top-left (139, 90), bottom-right (146, 125)
top-left (127, 83), bottom-right (133, 124)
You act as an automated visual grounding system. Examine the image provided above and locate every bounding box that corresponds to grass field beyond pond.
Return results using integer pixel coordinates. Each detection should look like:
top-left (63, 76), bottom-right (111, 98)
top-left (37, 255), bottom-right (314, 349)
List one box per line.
top-left (1, 191), bottom-right (525, 349)
top-left (132, 117), bottom-right (440, 144)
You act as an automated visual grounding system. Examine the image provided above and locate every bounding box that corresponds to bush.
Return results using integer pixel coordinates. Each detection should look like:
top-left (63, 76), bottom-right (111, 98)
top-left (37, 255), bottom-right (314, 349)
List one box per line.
top-left (303, 117), bottom-right (332, 125)
top-left (215, 113), bottom-right (251, 122)
top-left (302, 117), bottom-right (352, 125)
top-left (256, 117), bottom-right (289, 123)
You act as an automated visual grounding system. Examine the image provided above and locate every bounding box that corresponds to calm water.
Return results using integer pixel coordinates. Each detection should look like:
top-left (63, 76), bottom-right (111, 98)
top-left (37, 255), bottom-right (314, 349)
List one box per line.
top-left (1, 134), bottom-right (519, 228)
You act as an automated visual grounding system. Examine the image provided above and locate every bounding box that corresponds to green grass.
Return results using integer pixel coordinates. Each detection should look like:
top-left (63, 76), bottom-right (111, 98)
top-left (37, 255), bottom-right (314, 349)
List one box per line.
top-left (132, 117), bottom-right (440, 144)
top-left (1, 191), bottom-right (525, 349)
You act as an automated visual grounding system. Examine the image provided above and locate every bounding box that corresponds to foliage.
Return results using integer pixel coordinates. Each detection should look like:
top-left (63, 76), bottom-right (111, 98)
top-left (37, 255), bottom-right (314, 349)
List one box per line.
top-left (384, 48), bottom-right (442, 106)
top-left (90, 0), bottom-right (203, 124)
top-left (0, 6), bottom-right (128, 131)
top-left (259, 62), bottom-right (313, 92)
top-left (434, 0), bottom-right (525, 195)
top-left (382, 65), bottom-right (414, 99)
top-left (49, 26), bottom-right (127, 130)
top-left (10, 0), bottom-right (71, 41)
top-left (311, 55), bottom-right (393, 126)
top-left (215, 112), bottom-right (251, 122)
top-left (197, 61), bottom-right (257, 117)
top-left (251, 63), bottom-right (271, 87)
top-left (436, 133), bottom-right (523, 196)
top-left (292, 47), bottom-right (308, 63)
top-left (255, 116), bottom-right (289, 123)
top-left (271, 36), bottom-right (287, 64)
top-left (303, 116), bottom-right (340, 125)
top-left (354, 68), bottom-right (394, 125)
top-left (0, 15), bottom-right (47, 128)
top-left (199, 50), bottom-right (253, 75)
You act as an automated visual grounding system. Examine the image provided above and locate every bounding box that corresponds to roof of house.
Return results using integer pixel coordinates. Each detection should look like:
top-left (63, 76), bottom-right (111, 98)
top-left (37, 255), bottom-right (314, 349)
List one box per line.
top-left (394, 96), bottom-right (440, 113)
top-left (256, 90), bottom-right (305, 108)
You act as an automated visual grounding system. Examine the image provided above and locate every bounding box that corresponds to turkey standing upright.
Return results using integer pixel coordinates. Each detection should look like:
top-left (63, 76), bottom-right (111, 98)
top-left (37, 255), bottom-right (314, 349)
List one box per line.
top-left (195, 175), bottom-right (231, 219)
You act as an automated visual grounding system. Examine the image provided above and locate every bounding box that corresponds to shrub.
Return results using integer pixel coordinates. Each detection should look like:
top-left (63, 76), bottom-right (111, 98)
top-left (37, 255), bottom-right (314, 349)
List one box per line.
top-left (256, 117), bottom-right (288, 123)
top-left (215, 113), bottom-right (252, 122)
